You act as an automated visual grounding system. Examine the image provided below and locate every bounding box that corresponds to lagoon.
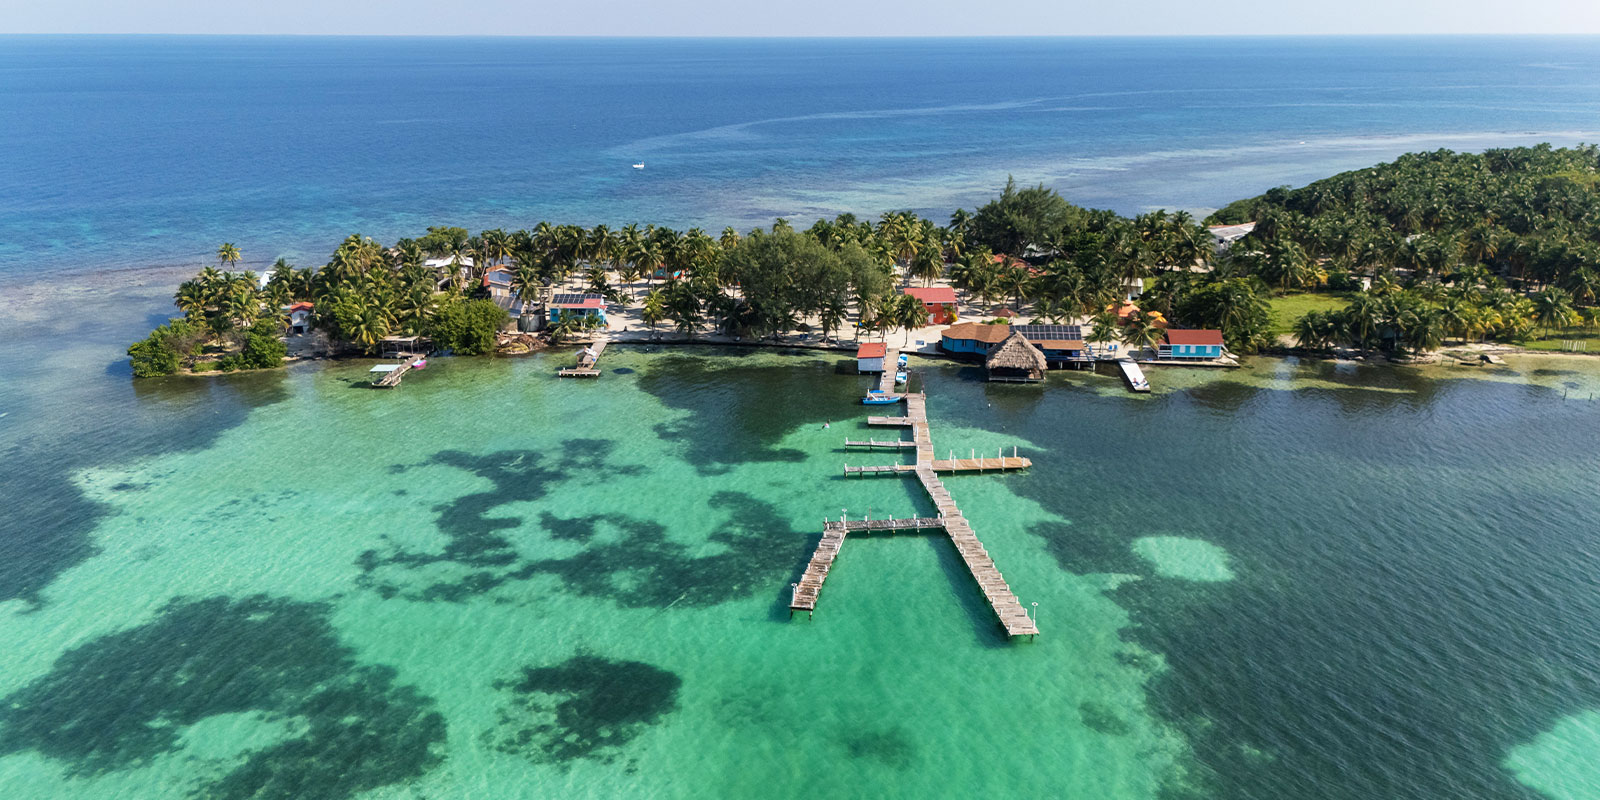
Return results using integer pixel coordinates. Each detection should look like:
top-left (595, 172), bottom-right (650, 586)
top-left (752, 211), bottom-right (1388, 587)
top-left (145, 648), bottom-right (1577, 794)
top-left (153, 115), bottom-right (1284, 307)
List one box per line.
top-left (4, 275), bottom-right (1600, 798)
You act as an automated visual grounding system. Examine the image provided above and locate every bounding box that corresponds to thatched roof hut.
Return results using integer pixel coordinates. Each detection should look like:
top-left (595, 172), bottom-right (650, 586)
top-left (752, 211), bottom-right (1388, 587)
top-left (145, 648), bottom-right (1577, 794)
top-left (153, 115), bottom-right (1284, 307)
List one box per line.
top-left (985, 331), bottom-right (1047, 382)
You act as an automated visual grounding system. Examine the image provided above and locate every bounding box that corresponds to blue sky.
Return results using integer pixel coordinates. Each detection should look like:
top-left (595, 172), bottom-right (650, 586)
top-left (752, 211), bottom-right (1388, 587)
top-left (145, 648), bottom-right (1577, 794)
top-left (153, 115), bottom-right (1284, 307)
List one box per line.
top-left (5, 0), bottom-right (1599, 35)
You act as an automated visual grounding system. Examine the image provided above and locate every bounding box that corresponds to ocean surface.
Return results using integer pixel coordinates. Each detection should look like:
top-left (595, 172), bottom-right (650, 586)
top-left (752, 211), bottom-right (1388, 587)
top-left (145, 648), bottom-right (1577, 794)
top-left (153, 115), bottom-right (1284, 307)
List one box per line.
top-left (5, 275), bottom-right (1600, 799)
top-left (3, 35), bottom-right (1600, 278)
top-left (5, 35), bottom-right (1600, 800)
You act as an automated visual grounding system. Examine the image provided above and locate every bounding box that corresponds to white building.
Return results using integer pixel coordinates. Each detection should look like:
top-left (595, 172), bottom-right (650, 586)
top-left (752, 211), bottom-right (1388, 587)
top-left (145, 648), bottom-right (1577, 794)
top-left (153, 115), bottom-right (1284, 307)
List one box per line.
top-left (1207, 222), bottom-right (1257, 252)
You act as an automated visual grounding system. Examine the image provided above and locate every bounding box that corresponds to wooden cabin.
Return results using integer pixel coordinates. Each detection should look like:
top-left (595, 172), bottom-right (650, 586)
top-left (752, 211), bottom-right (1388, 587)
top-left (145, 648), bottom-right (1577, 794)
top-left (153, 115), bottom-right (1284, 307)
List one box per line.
top-left (985, 332), bottom-right (1047, 382)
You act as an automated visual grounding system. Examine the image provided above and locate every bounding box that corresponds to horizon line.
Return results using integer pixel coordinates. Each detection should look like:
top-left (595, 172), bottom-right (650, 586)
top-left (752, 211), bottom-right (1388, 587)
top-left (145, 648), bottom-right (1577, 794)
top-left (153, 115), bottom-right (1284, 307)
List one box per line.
top-left (5, 32), bottom-right (1600, 39)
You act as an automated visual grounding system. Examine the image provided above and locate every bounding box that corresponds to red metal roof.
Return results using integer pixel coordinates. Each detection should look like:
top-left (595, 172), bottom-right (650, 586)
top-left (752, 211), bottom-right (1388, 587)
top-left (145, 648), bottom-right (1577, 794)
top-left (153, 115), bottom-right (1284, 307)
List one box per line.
top-left (857, 342), bottom-right (887, 358)
top-left (904, 287), bottom-right (958, 305)
top-left (288, 302), bottom-right (313, 312)
top-left (1165, 329), bottom-right (1225, 346)
top-left (552, 298), bottom-right (606, 309)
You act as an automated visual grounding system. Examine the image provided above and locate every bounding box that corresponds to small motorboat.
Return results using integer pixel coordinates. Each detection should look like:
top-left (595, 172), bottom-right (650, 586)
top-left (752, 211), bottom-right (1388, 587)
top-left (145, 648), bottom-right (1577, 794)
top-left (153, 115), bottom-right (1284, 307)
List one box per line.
top-left (632, 162), bottom-right (645, 169)
top-left (861, 390), bottom-right (899, 405)
top-left (895, 370), bottom-right (908, 385)
top-left (897, 353), bottom-right (908, 367)
top-left (412, 359), bottom-right (427, 369)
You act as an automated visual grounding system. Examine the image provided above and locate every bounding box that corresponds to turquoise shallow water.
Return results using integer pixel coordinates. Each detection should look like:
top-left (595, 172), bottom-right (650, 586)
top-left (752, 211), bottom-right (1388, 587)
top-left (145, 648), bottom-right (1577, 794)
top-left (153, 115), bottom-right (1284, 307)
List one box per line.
top-left (4, 278), bottom-right (1600, 798)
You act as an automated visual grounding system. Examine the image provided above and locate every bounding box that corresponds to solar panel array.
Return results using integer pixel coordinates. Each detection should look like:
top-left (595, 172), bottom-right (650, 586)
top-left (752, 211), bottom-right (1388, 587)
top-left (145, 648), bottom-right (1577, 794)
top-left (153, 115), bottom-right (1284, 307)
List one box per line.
top-left (1012, 324), bottom-right (1083, 341)
top-left (550, 293), bottom-right (604, 305)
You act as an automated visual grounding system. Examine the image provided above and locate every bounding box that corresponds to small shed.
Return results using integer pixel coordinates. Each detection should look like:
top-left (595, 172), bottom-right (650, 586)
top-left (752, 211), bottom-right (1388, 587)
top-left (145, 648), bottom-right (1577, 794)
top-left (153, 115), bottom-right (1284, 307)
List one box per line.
top-left (379, 335), bottom-right (427, 358)
top-left (857, 342), bottom-right (887, 373)
top-left (985, 332), bottom-right (1047, 382)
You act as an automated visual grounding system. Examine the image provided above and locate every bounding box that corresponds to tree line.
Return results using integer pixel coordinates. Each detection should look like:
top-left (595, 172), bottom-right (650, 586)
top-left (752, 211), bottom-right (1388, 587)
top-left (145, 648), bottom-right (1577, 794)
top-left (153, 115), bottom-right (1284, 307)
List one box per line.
top-left (1210, 144), bottom-right (1600, 353)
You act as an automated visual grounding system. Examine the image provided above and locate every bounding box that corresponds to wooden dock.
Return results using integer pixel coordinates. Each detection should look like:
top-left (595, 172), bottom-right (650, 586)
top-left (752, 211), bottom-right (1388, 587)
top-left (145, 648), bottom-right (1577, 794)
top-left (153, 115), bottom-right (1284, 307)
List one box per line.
top-left (843, 439), bottom-right (916, 449)
top-left (1117, 358), bottom-right (1151, 392)
top-left (557, 340), bottom-right (607, 378)
top-left (796, 391), bottom-right (1040, 638)
top-left (877, 347), bottom-right (901, 393)
top-left (370, 360), bottom-right (415, 388)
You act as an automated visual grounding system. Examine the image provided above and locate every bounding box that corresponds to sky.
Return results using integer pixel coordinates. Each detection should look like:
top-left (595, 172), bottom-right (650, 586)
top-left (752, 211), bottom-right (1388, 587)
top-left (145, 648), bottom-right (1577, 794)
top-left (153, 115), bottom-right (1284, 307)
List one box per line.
top-left (2, 0), bottom-right (1599, 36)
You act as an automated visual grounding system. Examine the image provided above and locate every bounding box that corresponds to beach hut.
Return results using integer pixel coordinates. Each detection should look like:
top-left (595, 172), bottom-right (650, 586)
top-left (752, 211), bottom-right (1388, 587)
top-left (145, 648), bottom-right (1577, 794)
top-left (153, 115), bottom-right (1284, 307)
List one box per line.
top-left (857, 342), bottom-right (887, 373)
top-left (939, 321), bottom-right (1011, 358)
top-left (903, 287), bottom-right (959, 324)
top-left (548, 294), bottom-right (607, 325)
top-left (1158, 329), bottom-right (1226, 360)
top-left (985, 332), bottom-right (1047, 382)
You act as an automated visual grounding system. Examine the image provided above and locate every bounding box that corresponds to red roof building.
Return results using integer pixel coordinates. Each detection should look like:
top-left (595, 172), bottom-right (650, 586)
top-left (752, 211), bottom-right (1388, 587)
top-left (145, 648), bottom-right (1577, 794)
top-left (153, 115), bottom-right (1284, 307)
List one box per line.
top-left (903, 287), bottom-right (959, 324)
top-left (856, 342), bottom-right (887, 359)
top-left (1163, 329), bottom-right (1225, 346)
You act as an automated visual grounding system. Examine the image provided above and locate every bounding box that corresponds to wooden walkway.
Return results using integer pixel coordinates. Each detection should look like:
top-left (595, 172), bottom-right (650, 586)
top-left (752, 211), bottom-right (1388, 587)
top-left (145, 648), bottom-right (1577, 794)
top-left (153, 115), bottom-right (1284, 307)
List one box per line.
top-left (795, 391), bottom-right (1039, 638)
top-left (876, 347), bottom-right (900, 393)
top-left (843, 439), bottom-right (917, 449)
top-left (371, 361), bottom-right (414, 388)
top-left (558, 340), bottom-right (607, 378)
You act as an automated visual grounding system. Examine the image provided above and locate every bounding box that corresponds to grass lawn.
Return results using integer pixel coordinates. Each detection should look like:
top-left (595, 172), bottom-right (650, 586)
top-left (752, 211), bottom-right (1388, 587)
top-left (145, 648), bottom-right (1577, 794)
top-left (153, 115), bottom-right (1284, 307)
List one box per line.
top-left (1521, 331), bottom-right (1600, 352)
top-left (1268, 291), bottom-right (1353, 338)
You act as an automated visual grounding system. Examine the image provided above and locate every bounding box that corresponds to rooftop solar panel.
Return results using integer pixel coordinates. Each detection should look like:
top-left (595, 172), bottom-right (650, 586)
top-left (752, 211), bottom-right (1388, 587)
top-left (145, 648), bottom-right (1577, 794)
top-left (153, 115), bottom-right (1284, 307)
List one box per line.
top-left (1012, 324), bottom-right (1083, 340)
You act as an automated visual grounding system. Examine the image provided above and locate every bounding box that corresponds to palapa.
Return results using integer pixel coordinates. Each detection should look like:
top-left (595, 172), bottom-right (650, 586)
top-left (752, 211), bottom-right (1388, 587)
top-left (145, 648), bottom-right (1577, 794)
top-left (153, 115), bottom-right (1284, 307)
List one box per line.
top-left (984, 331), bottom-right (1047, 382)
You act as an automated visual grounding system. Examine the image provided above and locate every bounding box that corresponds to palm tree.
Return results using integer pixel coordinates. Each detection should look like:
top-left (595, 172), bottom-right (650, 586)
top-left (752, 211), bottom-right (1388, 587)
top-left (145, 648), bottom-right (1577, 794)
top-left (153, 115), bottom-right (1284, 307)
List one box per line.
top-left (1532, 287), bottom-right (1579, 337)
top-left (1562, 268), bottom-right (1600, 307)
top-left (1293, 311), bottom-right (1332, 351)
top-left (346, 306), bottom-right (391, 353)
top-left (511, 263), bottom-right (543, 307)
top-left (1086, 309), bottom-right (1119, 356)
top-left (641, 289), bottom-right (666, 337)
top-left (893, 292), bottom-right (929, 346)
top-left (908, 244), bottom-right (943, 286)
top-left (1120, 315), bottom-right (1164, 356)
top-left (1434, 296), bottom-right (1472, 344)
top-left (174, 280), bottom-right (208, 320)
top-left (217, 242), bottom-right (241, 270)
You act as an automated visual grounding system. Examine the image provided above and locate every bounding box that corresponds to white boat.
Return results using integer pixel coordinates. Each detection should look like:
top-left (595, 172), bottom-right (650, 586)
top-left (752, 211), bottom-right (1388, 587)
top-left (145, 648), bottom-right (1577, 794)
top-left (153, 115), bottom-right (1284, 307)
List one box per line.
top-left (632, 163), bottom-right (645, 169)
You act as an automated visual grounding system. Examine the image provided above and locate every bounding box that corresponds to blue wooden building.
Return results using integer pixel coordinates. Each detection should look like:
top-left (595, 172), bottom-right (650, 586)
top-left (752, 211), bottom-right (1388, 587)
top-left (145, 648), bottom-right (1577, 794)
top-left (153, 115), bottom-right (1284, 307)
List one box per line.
top-left (1159, 329), bottom-right (1225, 359)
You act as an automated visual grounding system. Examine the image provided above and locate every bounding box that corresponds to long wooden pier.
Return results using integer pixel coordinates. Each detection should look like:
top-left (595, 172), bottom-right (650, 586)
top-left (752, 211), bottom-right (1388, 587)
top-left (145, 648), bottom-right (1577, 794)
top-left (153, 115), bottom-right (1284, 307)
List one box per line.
top-left (558, 340), bottom-right (607, 378)
top-left (793, 391), bottom-right (1039, 638)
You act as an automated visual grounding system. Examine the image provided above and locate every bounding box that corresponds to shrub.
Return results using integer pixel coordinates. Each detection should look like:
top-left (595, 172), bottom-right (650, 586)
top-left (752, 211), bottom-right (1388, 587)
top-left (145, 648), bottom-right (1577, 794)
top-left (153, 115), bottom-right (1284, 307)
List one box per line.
top-left (127, 317), bottom-right (204, 378)
top-left (427, 298), bottom-right (509, 356)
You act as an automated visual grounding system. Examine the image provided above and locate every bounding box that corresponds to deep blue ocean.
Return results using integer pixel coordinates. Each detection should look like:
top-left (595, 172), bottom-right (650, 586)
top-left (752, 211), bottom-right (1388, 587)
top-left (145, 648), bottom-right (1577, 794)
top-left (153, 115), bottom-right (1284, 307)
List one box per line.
top-left (2, 35), bottom-right (1599, 276)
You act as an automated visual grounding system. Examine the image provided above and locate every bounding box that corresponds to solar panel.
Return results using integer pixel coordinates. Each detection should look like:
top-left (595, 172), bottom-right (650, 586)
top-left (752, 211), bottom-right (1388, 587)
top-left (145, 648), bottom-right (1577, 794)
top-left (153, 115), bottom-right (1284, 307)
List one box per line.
top-left (550, 293), bottom-right (603, 305)
top-left (1012, 324), bottom-right (1082, 341)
